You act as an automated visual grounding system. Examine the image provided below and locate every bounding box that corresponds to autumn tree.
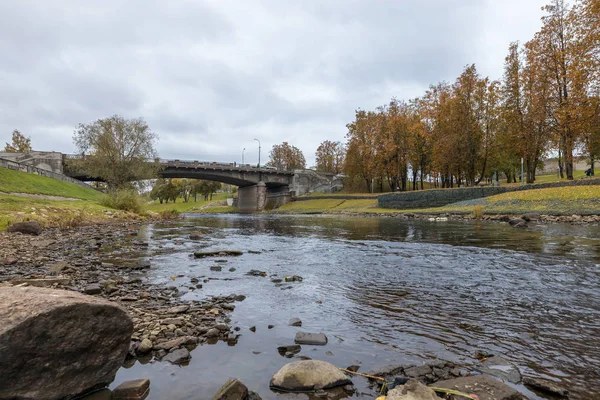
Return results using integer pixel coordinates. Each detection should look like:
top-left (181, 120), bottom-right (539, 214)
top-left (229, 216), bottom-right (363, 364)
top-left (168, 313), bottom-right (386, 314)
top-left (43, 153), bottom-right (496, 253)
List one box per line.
top-left (315, 140), bottom-right (345, 173)
top-left (4, 130), bottom-right (32, 153)
top-left (266, 142), bottom-right (306, 170)
top-left (72, 115), bottom-right (159, 190)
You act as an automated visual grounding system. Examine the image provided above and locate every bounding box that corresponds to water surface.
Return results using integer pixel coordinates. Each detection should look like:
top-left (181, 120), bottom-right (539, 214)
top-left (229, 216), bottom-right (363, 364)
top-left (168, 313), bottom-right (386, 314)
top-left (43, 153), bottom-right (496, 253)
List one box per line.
top-left (111, 215), bottom-right (600, 399)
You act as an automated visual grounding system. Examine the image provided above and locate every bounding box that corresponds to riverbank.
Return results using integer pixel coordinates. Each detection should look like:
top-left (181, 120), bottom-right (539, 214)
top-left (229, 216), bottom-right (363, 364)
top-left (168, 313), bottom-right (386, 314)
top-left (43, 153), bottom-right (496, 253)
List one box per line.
top-left (0, 224), bottom-right (242, 363)
top-left (274, 185), bottom-right (600, 224)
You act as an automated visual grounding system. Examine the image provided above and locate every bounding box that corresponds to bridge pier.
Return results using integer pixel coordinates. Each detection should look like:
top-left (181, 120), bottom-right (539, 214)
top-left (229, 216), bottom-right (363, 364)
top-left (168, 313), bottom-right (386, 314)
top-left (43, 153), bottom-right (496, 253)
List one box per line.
top-left (237, 182), bottom-right (291, 213)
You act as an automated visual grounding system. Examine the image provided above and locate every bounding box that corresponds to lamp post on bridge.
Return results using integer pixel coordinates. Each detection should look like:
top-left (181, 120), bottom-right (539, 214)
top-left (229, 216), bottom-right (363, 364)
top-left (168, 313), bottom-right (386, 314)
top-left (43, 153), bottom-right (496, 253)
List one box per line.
top-left (254, 138), bottom-right (261, 168)
top-left (242, 148), bottom-right (245, 165)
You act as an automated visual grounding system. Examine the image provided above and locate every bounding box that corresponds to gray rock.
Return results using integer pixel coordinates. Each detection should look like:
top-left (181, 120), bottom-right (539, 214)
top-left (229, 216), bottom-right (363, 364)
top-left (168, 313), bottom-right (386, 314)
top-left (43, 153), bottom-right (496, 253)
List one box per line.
top-left (10, 277), bottom-right (71, 288)
top-left (270, 360), bottom-right (352, 391)
top-left (284, 275), bottom-right (303, 282)
top-left (247, 391), bottom-right (262, 400)
top-left (138, 338), bottom-right (153, 353)
top-left (0, 287), bottom-right (132, 400)
top-left (289, 317), bottom-right (302, 327)
top-left (162, 348), bottom-right (190, 364)
top-left (229, 268), bottom-right (236, 272)
top-left (212, 378), bottom-right (248, 400)
top-left (210, 266), bottom-right (223, 272)
top-left (433, 375), bottom-right (524, 400)
top-left (206, 328), bottom-right (220, 338)
top-left (7, 221), bottom-right (42, 235)
top-left (387, 380), bottom-right (438, 400)
top-left (404, 365), bottom-right (432, 378)
top-left (277, 344), bottom-right (301, 354)
top-left (167, 305), bottom-right (189, 314)
top-left (189, 232), bottom-right (203, 240)
top-left (509, 218), bottom-right (528, 228)
top-left (214, 323), bottom-right (230, 331)
top-left (295, 332), bottom-right (327, 345)
top-left (153, 336), bottom-right (196, 350)
top-left (367, 365), bottom-right (405, 377)
top-left (523, 377), bottom-right (568, 397)
top-left (247, 270), bottom-right (267, 277)
top-left (479, 356), bottom-right (521, 383)
top-left (84, 284), bottom-right (102, 295)
top-left (112, 379), bottom-right (150, 399)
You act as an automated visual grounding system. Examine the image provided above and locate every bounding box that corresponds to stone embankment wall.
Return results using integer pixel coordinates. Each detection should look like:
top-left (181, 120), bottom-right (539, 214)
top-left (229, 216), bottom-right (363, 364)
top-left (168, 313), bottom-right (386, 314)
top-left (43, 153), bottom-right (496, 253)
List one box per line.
top-left (0, 157), bottom-right (96, 190)
top-left (378, 178), bottom-right (600, 209)
top-left (291, 170), bottom-right (344, 196)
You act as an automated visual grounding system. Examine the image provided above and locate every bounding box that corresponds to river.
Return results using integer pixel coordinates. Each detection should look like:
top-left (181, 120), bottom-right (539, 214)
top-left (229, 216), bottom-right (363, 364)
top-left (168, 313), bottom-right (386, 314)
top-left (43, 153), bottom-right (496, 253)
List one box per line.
top-left (110, 214), bottom-right (600, 399)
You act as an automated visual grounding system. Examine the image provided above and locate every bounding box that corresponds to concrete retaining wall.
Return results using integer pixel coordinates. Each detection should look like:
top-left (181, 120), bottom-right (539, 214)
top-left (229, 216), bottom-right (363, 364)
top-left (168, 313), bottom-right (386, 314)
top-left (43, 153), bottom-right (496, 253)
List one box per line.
top-left (291, 170), bottom-right (344, 196)
top-left (378, 179), bottom-right (600, 209)
top-left (0, 151), bottom-right (64, 174)
top-left (0, 158), bottom-right (96, 190)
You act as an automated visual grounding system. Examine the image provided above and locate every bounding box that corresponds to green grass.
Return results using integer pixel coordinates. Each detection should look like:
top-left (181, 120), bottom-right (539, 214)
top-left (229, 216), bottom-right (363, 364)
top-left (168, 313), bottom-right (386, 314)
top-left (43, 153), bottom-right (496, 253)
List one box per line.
top-left (0, 193), bottom-right (121, 230)
top-left (0, 167), bottom-right (103, 201)
top-left (277, 186), bottom-right (600, 216)
top-left (530, 170), bottom-right (586, 184)
top-left (416, 186), bottom-right (600, 215)
top-left (146, 192), bottom-right (230, 212)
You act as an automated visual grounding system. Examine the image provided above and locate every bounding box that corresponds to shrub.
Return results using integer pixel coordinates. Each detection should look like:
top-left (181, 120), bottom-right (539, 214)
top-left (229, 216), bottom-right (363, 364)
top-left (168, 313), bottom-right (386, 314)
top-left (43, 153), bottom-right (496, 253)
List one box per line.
top-left (101, 189), bottom-right (144, 214)
top-left (158, 209), bottom-right (180, 220)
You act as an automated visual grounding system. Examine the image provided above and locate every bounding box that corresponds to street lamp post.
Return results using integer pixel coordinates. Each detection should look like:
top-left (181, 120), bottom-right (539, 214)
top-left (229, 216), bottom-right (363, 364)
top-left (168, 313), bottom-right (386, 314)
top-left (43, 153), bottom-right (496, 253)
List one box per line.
top-left (242, 148), bottom-right (245, 165)
top-left (254, 138), bottom-right (261, 168)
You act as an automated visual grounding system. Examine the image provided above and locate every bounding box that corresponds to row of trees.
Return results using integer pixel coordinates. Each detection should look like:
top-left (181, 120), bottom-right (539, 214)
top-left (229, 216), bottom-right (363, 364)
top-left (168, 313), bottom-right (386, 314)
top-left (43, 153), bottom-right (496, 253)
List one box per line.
top-left (149, 178), bottom-right (222, 203)
top-left (341, 0), bottom-right (599, 191)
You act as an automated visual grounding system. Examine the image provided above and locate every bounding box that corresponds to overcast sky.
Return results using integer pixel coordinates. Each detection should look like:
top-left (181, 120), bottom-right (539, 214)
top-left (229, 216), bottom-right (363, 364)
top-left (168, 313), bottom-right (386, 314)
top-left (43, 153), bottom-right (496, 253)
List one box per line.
top-left (0, 0), bottom-right (549, 166)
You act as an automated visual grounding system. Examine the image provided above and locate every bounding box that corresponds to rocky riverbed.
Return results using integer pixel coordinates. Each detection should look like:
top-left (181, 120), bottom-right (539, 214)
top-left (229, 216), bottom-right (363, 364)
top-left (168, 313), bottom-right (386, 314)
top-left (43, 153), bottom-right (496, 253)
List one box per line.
top-left (0, 223), bottom-right (244, 368)
top-left (0, 217), bottom-right (588, 399)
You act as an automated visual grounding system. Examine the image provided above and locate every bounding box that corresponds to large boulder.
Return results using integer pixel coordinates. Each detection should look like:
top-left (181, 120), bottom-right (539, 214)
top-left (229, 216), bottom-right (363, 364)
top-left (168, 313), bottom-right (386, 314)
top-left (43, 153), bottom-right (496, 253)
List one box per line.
top-left (7, 221), bottom-right (42, 235)
top-left (387, 380), bottom-right (439, 400)
top-left (0, 286), bottom-right (133, 400)
top-left (270, 360), bottom-right (352, 392)
top-left (432, 375), bottom-right (524, 400)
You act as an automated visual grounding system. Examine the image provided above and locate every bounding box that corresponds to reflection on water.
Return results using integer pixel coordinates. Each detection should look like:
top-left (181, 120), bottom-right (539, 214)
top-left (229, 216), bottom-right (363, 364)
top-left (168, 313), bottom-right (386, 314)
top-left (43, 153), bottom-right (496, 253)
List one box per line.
top-left (112, 215), bottom-right (600, 399)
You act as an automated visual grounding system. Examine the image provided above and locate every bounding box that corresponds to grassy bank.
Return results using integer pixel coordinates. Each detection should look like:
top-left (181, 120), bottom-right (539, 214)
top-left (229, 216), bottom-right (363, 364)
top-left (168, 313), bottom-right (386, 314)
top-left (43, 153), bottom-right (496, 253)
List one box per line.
top-left (277, 185), bottom-right (600, 216)
top-left (0, 168), bottom-right (142, 230)
top-left (0, 167), bottom-right (103, 201)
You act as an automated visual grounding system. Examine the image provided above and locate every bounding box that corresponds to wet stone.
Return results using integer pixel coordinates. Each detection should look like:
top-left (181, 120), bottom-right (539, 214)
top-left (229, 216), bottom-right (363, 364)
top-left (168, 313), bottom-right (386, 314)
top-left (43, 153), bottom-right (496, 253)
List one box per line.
top-left (288, 317), bottom-right (302, 327)
top-left (162, 348), bottom-right (190, 364)
top-left (112, 379), bottom-right (150, 400)
top-left (295, 332), bottom-right (327, 345)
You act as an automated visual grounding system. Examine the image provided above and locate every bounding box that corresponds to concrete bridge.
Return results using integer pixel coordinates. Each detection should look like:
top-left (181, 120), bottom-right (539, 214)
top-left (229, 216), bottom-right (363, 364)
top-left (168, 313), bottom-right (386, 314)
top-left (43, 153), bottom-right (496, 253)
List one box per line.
top-left (160, 160), bottom-right (295, 212)
top-left (1, 152), bottom-right (344, 212)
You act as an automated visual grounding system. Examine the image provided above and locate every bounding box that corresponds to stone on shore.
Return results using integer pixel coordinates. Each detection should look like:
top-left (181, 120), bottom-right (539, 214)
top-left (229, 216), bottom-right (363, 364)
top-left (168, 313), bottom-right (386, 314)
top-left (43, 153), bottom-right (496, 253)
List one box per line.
top-left (0, 286), bottom-right (133, 400)
top-left (270, 360), bottom-right (352, 392)
top-left (189, 232), bottom-right (204, 240)
top-left (295, 332), bottom-right (327, 345)
top-left (523, 377), bottom-right (568, 397)
top-left (138, 338), bottom-right (153, 353)
top-left (432, 375), bottom-right (524, 400)
top-left (212, 378), bottom-right (248, 400)
top-left (387, 380), bottom-right (438, 400)
top-left (84, 283), bottom-right (103, 295)
top-left (112, 379), bottom-right (150, 399)
top-left (162, 348), bottom-right (190, 364)
top-left (479, 356), bottom-right (521, 383)
top-left (7, 221), bottom-right (42, 235)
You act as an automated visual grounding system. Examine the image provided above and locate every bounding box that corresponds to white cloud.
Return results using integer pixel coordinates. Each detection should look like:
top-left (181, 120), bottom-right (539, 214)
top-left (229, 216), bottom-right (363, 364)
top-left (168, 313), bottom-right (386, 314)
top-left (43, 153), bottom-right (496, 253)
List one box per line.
top-left (0, 0), bottom-right (548, 166)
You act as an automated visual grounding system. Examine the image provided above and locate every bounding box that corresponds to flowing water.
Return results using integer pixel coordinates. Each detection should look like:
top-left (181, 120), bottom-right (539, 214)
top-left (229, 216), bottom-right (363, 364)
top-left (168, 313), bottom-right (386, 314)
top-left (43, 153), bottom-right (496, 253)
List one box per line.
top-left (110, 214), bottom-right (600, 400)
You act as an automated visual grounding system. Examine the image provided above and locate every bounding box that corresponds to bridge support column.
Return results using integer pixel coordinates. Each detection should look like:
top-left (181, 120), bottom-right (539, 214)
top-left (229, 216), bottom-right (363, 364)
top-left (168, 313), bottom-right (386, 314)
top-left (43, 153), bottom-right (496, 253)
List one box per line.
top-left (238, 182), bottom-right (267, 213)
top-left (237, 182), bottom-right (291, 213)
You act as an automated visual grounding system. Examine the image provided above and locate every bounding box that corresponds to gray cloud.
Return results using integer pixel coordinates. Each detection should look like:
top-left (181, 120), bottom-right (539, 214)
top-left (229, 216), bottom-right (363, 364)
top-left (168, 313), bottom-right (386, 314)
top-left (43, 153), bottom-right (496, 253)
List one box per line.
top-left (0, 0), bottom-right (548, 165)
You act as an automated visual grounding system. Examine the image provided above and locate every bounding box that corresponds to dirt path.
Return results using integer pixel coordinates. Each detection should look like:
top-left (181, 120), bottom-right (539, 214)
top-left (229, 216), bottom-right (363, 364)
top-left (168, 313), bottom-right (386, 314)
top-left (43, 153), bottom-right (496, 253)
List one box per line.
top-left (0, 191), bottom-right (80, 201)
